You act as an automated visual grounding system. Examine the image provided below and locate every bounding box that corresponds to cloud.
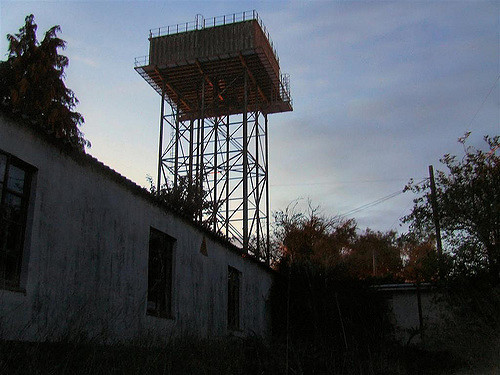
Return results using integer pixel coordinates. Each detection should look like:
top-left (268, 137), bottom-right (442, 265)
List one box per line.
top-left (5, 1), bottom-right (495, 233)
top-left (72, 55), bottom-right (99, 68)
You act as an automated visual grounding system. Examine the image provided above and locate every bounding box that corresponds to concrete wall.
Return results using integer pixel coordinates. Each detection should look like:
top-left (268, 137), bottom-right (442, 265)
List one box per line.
top-left (0, 115), bottom-right (273, 343)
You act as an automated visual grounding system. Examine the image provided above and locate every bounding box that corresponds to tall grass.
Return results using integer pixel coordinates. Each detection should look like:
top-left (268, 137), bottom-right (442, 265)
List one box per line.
top-left (0, 335), bottom-right (284, 375)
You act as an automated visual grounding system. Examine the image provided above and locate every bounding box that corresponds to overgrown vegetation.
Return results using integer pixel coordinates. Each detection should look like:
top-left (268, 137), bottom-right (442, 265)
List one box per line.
top-left (269, 206), bottom-right (394, 373)
top-left (271, 204), bottom-right (422, 282)
top-left (425, 279), bottom-right (500, 370)
top-left (402, 134), bottom-right (500, 369)
top-left (0, 336), bottom-right (284, 375)
top-left (265, 133), bottom-right (499, 373)
top-left (270, 263), bottom-right (392, 373)
top-left (0, 335), bottom-right (474, 375)
top-left (0, 14), bottom-right (89, 150)
top-left (147, 175), bottom-right (211, 225)
top-left (404, 133), bottom-right (499, 281)
top-left (1, 13), bottom-right (498, 375)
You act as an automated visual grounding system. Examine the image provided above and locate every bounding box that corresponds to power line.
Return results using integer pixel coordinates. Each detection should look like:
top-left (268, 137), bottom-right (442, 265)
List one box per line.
top-left (339, 190), bottom-right (403, 218)
top-left (271, 177), bottom-right (425, 188)
top-left (389, 200), bottom-right (414, 230)
top-left (466, 74), bottom-right (500, 130)
top-left (338, 178), bottom-right (428, 219)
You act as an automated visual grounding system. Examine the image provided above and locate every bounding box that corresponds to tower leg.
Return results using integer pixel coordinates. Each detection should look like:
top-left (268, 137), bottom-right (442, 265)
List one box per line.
top-left (199, 80), bottom-right (205, 223)
top-left (242, 72), bottom-right (248, 252)
top-left (213, 116), bottom-right (219, 230)
top-left (174, 107), bottom-right (179, 188)
top-left (265, 113), bottom-right (270, 265)
top-left (255, 111), bottom-right (260, 258)
top-left (157, 83), bottom-right (166, 192)
top-left (188, 119), bottom-right (194, 188)
top-left (225, 115), bottom-right (230, 238)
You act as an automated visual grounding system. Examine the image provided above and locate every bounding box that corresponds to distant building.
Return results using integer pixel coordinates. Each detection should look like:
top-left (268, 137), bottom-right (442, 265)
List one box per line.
top-left (0, 114), bottom-right (273, 343)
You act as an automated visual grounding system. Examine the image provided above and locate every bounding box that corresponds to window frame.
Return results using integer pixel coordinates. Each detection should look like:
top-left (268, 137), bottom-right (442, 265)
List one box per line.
top-left (147, 227), bottom-right (175, 319)
top-left (227, 265), bottom-right (241, 331)
top-left (0, 149), bottom-right (35, 292)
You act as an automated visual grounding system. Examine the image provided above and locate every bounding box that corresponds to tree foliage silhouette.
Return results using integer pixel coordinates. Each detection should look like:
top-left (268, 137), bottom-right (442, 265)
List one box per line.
top-left (270, 204), bottom-right (392, 372)
top-left (347, 229), bottom-right (402, 279)
top-left (404, 134), bottom-right (500, 281)
top-left (0, 14), bottom-right (89, 150)
top-left (147, 175), bottom-right (210, 226)
top-left (272, 203), bottom-right (404, 280)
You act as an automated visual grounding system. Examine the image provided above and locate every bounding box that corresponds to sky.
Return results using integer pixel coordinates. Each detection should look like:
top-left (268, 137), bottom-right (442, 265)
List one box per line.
top-left (1, 1), bottom-right (499, 233)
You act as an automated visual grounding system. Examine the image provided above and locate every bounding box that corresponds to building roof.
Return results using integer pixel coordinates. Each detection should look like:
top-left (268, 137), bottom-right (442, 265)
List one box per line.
top-left (1, 112), bottom-right (274, 274)
top-left (372, 283), bottom-right (434, 293)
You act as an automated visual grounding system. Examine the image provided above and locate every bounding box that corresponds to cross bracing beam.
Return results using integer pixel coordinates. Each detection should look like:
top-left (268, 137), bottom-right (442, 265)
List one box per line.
top-left (156, 70), bottom-right (271, 263)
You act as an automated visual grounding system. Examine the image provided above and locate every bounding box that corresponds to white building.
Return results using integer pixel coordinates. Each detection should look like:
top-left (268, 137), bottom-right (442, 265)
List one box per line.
top-left (0, 114), bottom-right (273, 343)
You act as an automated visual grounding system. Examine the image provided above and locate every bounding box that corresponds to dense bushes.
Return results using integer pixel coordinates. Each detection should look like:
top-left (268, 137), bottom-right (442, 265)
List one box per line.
top-left (425, 278), bottom-right (500, 369)
top-left (270, 260), bottom-right (393, 374)
top-left (0, 336), bottom-right (284, 375)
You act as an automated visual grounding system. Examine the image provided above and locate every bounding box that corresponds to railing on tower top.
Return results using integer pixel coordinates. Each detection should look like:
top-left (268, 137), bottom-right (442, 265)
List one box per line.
top-left (148, 10), bottom-right (280, 66)
top-left (134, 56), bottom-right (292, 108)
top-left (134, 55), bottom-right (148, 67)
top-left (280, 73), bottom-right (292, 106)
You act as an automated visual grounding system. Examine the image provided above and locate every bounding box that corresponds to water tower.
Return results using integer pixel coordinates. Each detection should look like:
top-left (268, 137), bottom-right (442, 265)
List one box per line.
top-left (135, 10), bottom-right (292, 262)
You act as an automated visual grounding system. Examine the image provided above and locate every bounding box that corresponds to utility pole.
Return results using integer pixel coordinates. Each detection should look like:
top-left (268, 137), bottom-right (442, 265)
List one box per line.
top-left (428, 165), bottom-right (444, 279)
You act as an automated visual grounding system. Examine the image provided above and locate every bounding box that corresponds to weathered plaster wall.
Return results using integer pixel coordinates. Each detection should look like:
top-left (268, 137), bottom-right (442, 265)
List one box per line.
top-left (0, 115), bottom-right (273, 343)
top-left (379, 285), bottom-right (445, 344)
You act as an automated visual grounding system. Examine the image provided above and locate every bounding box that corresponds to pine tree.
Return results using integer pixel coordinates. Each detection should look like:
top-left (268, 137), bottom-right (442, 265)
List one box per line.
top-left (0, 14), bottom-right (89, 150)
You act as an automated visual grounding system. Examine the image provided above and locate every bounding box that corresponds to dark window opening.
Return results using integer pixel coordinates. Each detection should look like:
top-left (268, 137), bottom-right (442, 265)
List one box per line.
top-left (147, 227), bottom-right (175, 318)
top-left (0, 150), bottom-right (34, 290)
top-left (228, 266), bottom-right (240, 330)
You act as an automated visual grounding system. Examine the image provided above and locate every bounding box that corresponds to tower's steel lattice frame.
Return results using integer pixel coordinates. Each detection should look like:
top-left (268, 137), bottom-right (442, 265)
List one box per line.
top-left (135, 11), bottom-right (292, 262)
